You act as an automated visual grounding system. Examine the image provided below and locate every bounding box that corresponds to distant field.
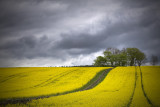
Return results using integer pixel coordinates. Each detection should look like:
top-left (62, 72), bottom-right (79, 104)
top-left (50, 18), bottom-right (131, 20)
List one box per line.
top-left (0, 66), bottom-right (160, 107)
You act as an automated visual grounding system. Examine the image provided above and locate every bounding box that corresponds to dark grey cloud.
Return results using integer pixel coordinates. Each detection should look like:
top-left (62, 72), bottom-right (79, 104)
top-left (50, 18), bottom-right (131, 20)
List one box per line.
top-left (0, 0), bottom-right (160, 67)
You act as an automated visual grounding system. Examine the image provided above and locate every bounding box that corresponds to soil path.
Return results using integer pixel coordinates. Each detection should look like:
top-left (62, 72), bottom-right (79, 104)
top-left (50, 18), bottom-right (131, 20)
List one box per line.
top-left (0, 68), bottom-right (113, 106)
top-left (81, 68), bottom-right (112, 90)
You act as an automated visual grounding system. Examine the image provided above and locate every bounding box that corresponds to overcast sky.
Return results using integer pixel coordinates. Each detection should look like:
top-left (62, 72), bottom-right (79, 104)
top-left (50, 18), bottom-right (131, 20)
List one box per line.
top-left (0, 0), bottom-right (160, 67)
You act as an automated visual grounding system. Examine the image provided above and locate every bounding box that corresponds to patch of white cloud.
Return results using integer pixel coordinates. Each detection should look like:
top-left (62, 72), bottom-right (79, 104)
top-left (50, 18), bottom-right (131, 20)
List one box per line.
top-left (69, 50), bottom-right (104, 66)
top-left (0, 50), bottom-right (104, 67)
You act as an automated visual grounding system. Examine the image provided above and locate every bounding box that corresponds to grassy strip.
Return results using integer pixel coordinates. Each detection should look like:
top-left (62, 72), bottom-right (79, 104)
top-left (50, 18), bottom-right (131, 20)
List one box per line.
top-left (0, 68), bottom-right (113, 106)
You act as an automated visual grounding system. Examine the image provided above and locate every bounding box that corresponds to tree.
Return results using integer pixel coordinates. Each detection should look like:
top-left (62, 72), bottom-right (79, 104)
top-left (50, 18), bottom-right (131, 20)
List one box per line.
top-left (136, 51), bottom-right (146, 67)
top-left (93, 47), bottom-right (146, 67)
top-left (118, 52), bottom-right (127, 66)
top-left (121, 48), bottom-right (128, 66)
top-left (103, 50), bottom-right (114, 66)
top-left (126, 48), bottom-right (146, 66)
top-left (94, 56), bottom-right (106, 66)
top-left (126, 48), bottom-right (138, 66)
top-left (103, 48), bottom-right (128, 66)
top-left (151, 55), bottom-right (159, 65)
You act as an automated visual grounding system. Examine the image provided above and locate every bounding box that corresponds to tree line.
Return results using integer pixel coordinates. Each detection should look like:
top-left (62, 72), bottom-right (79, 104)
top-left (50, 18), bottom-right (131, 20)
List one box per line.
top-left (94, 47), bottom-right (159, 67)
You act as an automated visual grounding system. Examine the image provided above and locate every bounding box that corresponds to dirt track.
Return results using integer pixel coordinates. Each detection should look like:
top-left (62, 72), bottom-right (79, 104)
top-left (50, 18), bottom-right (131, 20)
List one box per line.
top-left (82, 68), bottom-right (112, 90)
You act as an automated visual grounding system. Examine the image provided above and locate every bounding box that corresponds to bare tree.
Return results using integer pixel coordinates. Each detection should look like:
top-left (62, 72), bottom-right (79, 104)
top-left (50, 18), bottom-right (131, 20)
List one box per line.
top-left (151, 55), bottom-right (159, 65)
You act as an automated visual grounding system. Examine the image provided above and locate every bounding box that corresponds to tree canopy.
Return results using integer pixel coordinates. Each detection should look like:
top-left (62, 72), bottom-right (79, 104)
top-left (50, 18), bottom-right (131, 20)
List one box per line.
top-left (93, 47), bottom-right (146, 67)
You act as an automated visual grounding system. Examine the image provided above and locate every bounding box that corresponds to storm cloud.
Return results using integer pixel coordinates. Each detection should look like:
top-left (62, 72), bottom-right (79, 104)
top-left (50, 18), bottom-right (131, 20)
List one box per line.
top-left (0, 0), bottom-right (160, 67)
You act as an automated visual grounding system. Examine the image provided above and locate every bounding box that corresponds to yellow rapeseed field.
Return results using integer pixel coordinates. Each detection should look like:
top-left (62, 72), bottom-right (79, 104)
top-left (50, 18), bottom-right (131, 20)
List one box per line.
top-left (130, 67), bottom-right (150, 107)
top-left (24, 67), bottom-right (136, 106)
top-left (1, 66), bottom-right (160, 107)
top-left (0, 67), bottom-right (110, 99)
top-left (141, 66), bottom-right (160, 106)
